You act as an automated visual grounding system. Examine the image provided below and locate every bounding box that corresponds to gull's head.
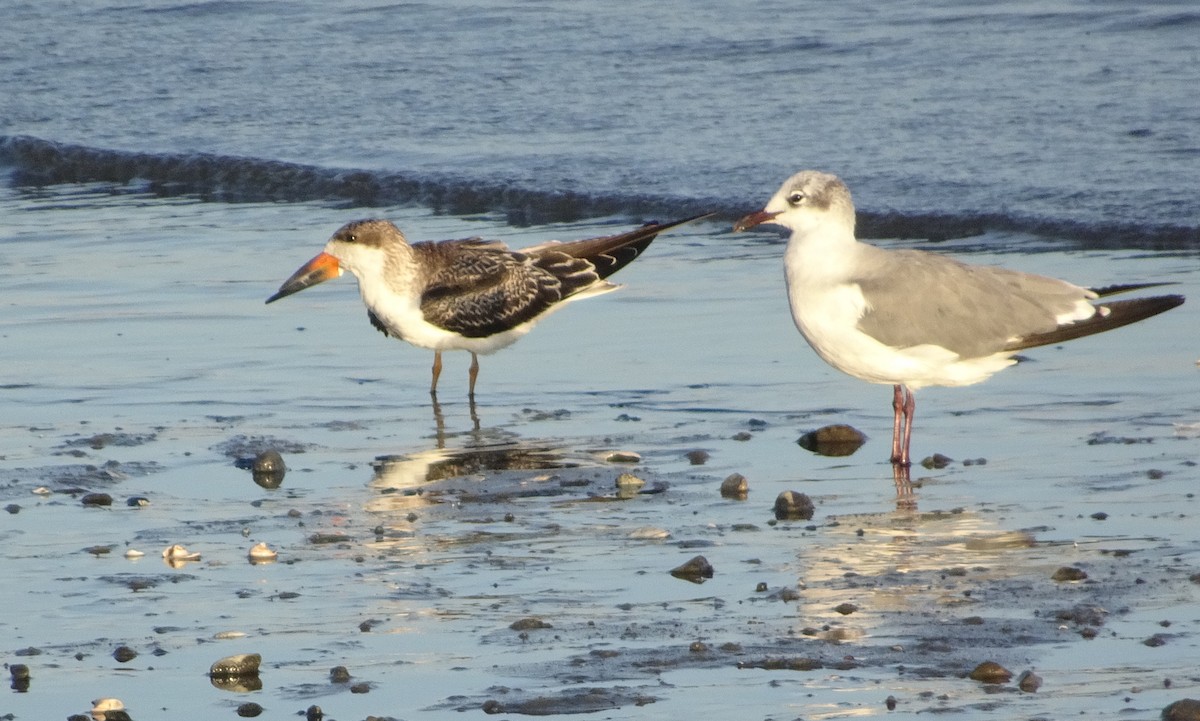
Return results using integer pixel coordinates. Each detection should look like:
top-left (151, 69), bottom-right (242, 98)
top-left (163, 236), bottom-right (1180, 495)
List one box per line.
top-left (266, 219), bottom-right (407, 304)
top-left (734, 171), bottom-right (855, 236)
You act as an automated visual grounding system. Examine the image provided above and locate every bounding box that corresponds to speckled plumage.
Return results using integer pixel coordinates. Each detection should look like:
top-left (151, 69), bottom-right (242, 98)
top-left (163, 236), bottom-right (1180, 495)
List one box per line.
top-left (269, 214), bottom-right (708, 396)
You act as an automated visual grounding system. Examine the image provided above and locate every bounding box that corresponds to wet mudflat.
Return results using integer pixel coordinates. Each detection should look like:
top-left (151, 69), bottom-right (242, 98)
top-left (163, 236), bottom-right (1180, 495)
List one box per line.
top-left (3, 186), bottom-right (1200, 720)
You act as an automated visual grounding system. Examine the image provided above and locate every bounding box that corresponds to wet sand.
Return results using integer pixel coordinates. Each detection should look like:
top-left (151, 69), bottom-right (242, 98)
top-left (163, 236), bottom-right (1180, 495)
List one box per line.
top-left (3, 185), bottom-right (1199, 719)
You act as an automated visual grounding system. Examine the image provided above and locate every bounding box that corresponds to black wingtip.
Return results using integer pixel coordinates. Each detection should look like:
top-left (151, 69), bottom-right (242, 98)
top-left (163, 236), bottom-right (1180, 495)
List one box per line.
top-left (1005, 294), bottom-right (1184, 351)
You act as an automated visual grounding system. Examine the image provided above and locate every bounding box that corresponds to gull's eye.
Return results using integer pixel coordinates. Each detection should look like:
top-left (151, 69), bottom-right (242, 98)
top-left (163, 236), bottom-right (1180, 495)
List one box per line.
top-left (787, 191), bottom-right (806, 206)
top-left (347, 233), bottom-right (358, 243)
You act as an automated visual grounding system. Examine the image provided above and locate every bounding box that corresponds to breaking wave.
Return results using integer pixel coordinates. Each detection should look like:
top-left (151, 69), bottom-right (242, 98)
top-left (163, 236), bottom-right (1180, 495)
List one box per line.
top-left (2, 135), bottom-right (1196, 249)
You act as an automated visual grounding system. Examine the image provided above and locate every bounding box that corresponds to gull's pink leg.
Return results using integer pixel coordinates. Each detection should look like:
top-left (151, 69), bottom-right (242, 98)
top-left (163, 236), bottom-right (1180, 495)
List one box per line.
top-left (891, 384), bottom-right (905, 464)
top-left (899, 386), bottom-right (915, 467)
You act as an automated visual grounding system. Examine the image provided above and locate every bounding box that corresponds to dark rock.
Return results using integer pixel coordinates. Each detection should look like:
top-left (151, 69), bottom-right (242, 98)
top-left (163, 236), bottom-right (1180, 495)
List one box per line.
top-left (834, 602), bottom-right (858, 615)
top-left (236, 702), bottom-right (264, 717)
top-left (1163, 699), bottom-right (1200, 721)
top-left (81, 492), bottom-right (113, 507)
top-left (305, 706), bottom-right (324, 721)
top-left (4, 503), bottom-right (19, 514)
top-left (330, 666), bottom-right (351, 683)
top-left (885, 695), bottom-right (897, 710)
top-left (125, 496), bottom-right (150, 507)
top-left (1052, 566), bottom-right (1088, 582)
top-left (773, 491), bottom-right (815, 520)
top-left (9, 662), bottom-right (30, 692)
top-left (670, 555), bottom-right (714, 583)
top-left (1144, 633), bottom-right (1170, 647)
top-left (797, 424), bottom-right (866, 456)
top-left (737, 657), bottom-right (823, 671)
top-left (685, 450), bottom-right (709, 465)
top-left (1018, 670), bottom-right (1042, 692)
top-left (112, 645), bottom-right (138, 663)
top-left (1054, 603), bottom-right (1107, 627)
top-left (719, 473), bottom-right (748, 499)
top-left (510, 617), bottom-right (552, 631)
top-left (921, 453), bottom-right (953, 469)
top-left (209, 653), bottom-right (261, 678)
top-left (1091, 511), bottom-right (1109, 520)
top-left (308, 533), bottom-right (352, 544)
top-left (251, 449), bottom-right (286, 488)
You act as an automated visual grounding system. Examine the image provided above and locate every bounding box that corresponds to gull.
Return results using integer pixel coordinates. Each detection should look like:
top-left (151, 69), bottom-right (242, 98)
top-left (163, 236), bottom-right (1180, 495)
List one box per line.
top-left (266, 214), bottom-right (708, 397)
top-left (735, 170), bottom-right (1183, 466)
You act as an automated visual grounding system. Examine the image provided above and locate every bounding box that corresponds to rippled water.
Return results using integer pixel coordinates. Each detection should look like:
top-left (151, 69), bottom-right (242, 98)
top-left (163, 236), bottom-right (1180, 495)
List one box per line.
top-left (3, 1), bottom-right (1200, 719)
top-left (3, 0), bottom-right (1199, 237)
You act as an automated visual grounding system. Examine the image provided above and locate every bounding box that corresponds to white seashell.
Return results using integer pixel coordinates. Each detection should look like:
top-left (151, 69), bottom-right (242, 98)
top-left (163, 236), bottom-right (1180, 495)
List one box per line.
top-left (91, 697), bottom-right (125, 720)
top-left (247, 542), bottom-right (278, 563)
top-left (614, 472), bottom-right (646, 489)
top-left (161, 544), bottom-right (202, 565)
top-left (124, 549), bottom-right (145, 559)
top-left (629, 526), bottom-right (670, 540)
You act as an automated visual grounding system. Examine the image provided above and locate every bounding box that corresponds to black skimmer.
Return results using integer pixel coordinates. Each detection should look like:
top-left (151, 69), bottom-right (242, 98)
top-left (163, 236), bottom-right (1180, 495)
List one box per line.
top-left (267, 214), bottom-right (708, 397)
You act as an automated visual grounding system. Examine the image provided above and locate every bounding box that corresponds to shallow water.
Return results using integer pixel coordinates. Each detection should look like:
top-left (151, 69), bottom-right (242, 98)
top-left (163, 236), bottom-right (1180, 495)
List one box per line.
top-left (4, 0), bottom-right (1200, 716)
top-left (2, 182), bottom-right (1199, 719)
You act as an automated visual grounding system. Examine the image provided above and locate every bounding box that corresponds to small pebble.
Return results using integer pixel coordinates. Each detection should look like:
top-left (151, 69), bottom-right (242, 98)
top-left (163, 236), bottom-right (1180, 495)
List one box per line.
top-left (605, 451), bottom-right (641, 463)
top-left (306, 706), bottom-right (324, 721)
top-left (251, 449), bottom-right (286, 488)
top-left (885, 695), bottom-right (897, 710)
top-left (210, 653), bottom-right (261, 678)
top-left (1052, 566), bottom-right (1088, 582)
top-left (125, 496), bottom-right (150, 507)
top-left (4, 503), bottom-right (19, 514)
top-left (797, 424), bottom-right (867, 456)
top-left (81, 492), bottom-right (113, 507)
top-left (123, 549), bottom-right (145, 559)
top-left (773, 490), bottom-right (815, 520)
top-left (1017, 670), bottom-right (1042, 692)
top-left (509, 617), bottom-right (552, 631)
top-left (921, 453), bottom-right (953, 469)
top-left (330, 666), bottom-right (351, 683)
top-left (968, 661), bottom-right (1012, 684)
top-left (236, 701), bottom-right (264, 717)
top-left (685, 449), bottom-right (709, 465)
top-left (112, 646), bottom-right (137, 663)
top-left (834, 602), bottom-right (858, 615)
top-left (719, 473), bottom-right (749, 499)
top-left (669, 555), bottom-right (714, 583)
